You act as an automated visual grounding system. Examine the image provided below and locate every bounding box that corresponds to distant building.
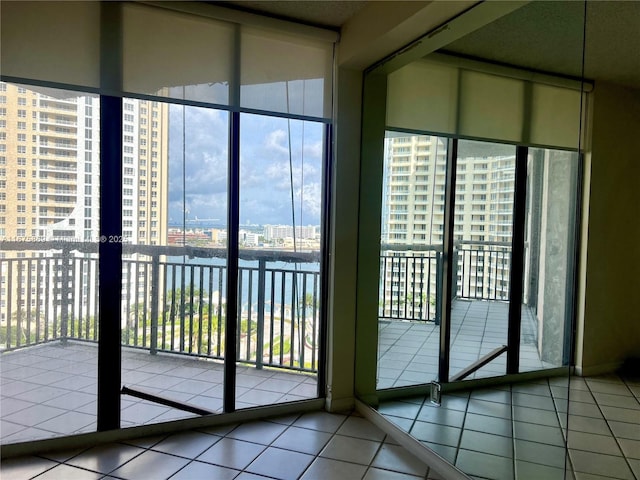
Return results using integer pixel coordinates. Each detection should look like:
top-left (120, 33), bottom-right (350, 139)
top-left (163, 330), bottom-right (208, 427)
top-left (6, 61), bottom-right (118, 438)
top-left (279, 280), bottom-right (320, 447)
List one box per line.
top-left (264, 224), bottom-right (318, 241)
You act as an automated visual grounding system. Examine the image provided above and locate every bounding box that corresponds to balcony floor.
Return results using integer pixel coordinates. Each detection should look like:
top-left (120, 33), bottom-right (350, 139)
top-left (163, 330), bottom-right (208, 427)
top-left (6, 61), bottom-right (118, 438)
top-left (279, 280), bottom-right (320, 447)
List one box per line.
top-left (1, 342), bottom-right (316, 444)
top-left (378, 299), bottom-right (552, 389)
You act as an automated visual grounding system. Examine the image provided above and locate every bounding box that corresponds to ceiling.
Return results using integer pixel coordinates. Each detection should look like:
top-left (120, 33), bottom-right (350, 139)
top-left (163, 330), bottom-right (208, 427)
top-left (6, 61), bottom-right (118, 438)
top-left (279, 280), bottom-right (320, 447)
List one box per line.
top-left (217, 1), bottom-right (640, 89)
top-left (443, 1), bottom-right (640, 89)
top-left (213, 1), bottom-right (369, 29)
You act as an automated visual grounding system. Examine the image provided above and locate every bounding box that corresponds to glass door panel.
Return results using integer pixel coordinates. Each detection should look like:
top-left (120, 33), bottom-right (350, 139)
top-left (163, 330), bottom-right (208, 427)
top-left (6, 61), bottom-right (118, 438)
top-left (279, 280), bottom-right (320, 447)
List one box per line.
top-left (120, 101), bottom-right (229, 424)
top-left (449, 140), bottom-right (516, 381)
top-left (236, 113), bottom-right (322, 408)
top-left (377, 133), bottom-right (447, 389)
top-left (0, 83), bottom-right (100, 442)
top-left (520, 147), bottom-right (579, 372)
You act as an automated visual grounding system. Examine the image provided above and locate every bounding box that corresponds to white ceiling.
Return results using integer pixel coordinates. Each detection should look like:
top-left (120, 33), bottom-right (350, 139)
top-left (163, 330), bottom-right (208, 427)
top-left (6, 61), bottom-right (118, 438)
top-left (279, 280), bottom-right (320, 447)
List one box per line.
top-left (218, 1), bottom-right (640, 89)
top-left (442, 1), bottom-right (640, 89)
top-left (215, 0), bottom-right (369, 29)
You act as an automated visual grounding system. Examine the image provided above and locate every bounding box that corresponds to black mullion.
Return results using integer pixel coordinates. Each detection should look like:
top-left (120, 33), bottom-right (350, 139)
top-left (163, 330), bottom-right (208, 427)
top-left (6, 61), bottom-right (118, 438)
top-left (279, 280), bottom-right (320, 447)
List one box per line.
top-left (564, 153), bottom-right (584, 366)
top-left (439, 137), bottom-right (458, 383)
top-left (97, 94), bottom-right (123, 431)
top-left (224, 23), bottom-right (241, 413)
top-left (506, 145), bottom-right (528, 374)
top-left (224, 109), bottom-right (240, 413)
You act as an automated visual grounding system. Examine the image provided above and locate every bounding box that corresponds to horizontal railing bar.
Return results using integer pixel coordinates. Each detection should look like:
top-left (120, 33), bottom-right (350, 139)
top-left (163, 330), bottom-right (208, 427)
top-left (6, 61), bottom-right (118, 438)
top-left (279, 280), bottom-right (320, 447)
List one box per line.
top-left (0, 241), bottom-right (320, 264)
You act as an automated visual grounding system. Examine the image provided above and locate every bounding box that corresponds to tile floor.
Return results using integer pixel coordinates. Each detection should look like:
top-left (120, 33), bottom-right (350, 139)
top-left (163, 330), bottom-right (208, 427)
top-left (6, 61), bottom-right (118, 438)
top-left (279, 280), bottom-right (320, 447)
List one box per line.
top-left (1, 410), bottom-right (448, 480)
top-left (378, 373), bottom-right (640, 480)
top-left (1, 342), bottom-right (316, 444)
top-left (1, 299), bottom-right (549, 445)
top-left (378, 300), bottom-right (549, 389)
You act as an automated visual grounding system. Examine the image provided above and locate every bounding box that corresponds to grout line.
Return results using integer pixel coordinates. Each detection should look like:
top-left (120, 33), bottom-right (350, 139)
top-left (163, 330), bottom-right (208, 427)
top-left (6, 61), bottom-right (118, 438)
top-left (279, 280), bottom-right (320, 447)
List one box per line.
top-left (583, 373), bottom-right (637, 480)
top-left (509, 381), bottom-right (518, 480)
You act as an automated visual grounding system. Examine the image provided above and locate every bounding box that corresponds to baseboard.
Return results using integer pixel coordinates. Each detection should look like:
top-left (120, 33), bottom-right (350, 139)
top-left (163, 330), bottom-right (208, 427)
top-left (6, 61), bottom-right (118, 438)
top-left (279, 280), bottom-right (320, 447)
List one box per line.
top-left (355, 399), bottom-right (471, 480)
top-left (575, 361), bottom-right (624, 377)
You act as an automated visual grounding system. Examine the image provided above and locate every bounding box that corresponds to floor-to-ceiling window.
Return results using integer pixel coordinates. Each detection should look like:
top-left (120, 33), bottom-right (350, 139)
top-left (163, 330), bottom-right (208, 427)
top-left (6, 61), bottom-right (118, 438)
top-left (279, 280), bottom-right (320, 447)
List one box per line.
top-left (1, 1), bottom-right (334, 444)
top-left (0, 83), bottom-right (102, 442)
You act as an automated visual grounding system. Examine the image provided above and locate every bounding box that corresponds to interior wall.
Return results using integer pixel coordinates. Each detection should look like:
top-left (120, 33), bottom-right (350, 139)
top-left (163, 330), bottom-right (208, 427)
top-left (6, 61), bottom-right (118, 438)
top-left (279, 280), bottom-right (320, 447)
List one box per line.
top-left (578, 81), bottom-right (640, 374)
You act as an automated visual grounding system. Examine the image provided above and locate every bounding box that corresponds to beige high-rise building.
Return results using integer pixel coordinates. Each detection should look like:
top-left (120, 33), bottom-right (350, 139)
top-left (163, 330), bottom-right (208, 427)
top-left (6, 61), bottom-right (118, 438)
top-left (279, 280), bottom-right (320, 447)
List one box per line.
top-left (0, 82), bottom-right (169, 324)
top-left (0, 82), bottom-right (168, 245)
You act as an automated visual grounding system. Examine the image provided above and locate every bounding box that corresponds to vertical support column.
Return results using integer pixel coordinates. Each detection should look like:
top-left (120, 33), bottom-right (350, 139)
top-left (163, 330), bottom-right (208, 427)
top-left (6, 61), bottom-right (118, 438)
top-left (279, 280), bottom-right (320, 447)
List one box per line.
top-left (97, 1), bottom-right (123, 432)
top-left (317, 121), bottom-right (333, 399)
top-left (506, 145), bottom-right (528, 374)
top-left (60, 247), bottom-right (71, 344)
top-left (438, 138), bottom-right (458, 384)
top-left (435, 251), bottom-right (442, 326)
top-left (354, 72), bottom-right (387, 405)
top-left (255, 259), bottom-right (266, 369)
top-left (150, 253), bottom-right (160, 355)
top-left (224, 24), bottom-right (241, 414)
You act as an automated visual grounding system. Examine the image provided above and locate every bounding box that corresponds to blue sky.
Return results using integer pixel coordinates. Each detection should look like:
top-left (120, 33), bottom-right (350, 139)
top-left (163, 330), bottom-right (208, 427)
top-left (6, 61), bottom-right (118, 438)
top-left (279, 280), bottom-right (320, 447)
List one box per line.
top-left (168, 106), bottom-right (324, 228)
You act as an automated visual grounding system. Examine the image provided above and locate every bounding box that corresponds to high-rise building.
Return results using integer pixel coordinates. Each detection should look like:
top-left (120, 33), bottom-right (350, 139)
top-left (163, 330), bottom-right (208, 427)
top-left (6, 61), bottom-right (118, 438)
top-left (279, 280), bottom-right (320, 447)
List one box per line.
top-left (0, 82), bottom-right (169, 324)
top-left (0, 83), bottom-right (168, 245)
top-left (380, 135), bottom-right (516, 319)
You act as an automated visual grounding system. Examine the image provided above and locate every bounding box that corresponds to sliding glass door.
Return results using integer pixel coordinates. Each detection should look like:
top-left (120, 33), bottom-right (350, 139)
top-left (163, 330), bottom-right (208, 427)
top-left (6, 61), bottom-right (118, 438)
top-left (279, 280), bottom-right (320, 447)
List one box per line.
top-left (377, 133), bottom-right (447, 389)
top-left (376, 135), bottom-right (580, 389)
top-left (1, 1), bottom-right (334, 442)
top-left (449, 140), bottom-right (516, 381)
top-left (236, 113), bottom-right (324, 408)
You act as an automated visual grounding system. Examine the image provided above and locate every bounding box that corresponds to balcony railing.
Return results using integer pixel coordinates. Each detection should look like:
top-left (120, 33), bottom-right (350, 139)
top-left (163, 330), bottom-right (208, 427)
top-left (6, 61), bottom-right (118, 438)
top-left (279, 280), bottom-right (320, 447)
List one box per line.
top-left (0, 242), bottom-right (320, 373)
top-left (380, 241), bottom-right (512, 322)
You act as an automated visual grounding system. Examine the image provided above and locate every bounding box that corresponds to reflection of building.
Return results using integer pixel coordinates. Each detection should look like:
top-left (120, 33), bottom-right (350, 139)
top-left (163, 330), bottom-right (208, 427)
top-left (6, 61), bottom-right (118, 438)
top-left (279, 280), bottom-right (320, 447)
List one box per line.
top-left (380, 135), bottom-right (517, 316)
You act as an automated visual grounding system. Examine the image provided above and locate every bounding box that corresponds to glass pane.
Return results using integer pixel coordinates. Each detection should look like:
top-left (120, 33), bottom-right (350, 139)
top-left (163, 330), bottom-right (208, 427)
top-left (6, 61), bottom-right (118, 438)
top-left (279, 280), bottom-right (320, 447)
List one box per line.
top-left (0, 82), bottom-right (100, 442)
top-left (120, 100), bottom-right (229, 423)
top-left (450, 140), bottom-right (516, 380)
top-left (237, 113), bottom-right (322, 408)
top-left (377, 133), bottom-right (447, 389)
top-left (520, 148), bottom-right (579, 372)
